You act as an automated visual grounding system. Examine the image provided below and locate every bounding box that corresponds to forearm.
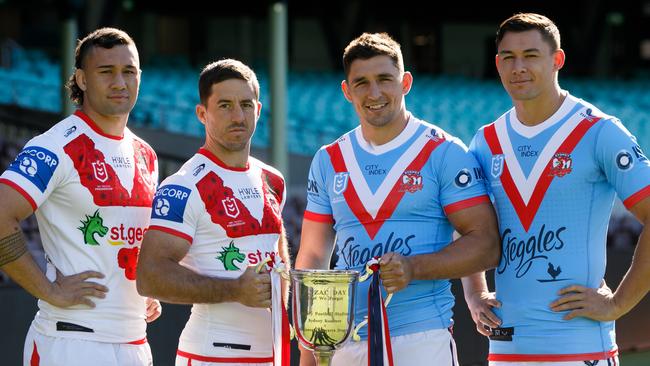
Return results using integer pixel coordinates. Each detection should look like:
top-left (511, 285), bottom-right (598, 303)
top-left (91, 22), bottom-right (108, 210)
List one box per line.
top-left (2, 250), bottom-right (56, 301)
top-left (612, 225), bottom-right (650, 317)
top-left (461, 272), bottom-right (489, 301)
top-left (410, 229), bottom-right (499, 280)
top-left (137, 258), bottom-right (237, 304)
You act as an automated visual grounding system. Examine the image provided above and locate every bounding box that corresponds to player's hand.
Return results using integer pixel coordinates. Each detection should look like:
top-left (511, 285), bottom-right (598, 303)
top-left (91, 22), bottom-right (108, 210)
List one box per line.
top-left (465, 291), bottom-right (501, 336)
top-left (235, 265), bottom-right (271, 308)
top-left (47, 269), bottom-right (108, 308)
top-left (379, 252), bottom-right (414, 293)
top-left (298, 348), bottom-right (316, 366)
top-left (145, 297), bottom-right (162, 322)
top-left (550, 283), bottom-right (621, 321)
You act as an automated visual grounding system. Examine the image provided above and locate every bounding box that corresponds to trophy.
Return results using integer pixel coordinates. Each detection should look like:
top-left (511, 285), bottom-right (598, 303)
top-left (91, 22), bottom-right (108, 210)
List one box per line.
top-left (290, 269), bottom-right (359, 366)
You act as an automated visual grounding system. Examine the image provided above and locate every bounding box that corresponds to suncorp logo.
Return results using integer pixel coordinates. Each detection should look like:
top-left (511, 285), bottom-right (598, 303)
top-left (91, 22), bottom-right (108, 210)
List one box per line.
top-left (19, 157), bottom-right (38, 177)
top-left (9, 146), bottom-right (59, 192)
top-left (152, 184), bottom-right (191, 223)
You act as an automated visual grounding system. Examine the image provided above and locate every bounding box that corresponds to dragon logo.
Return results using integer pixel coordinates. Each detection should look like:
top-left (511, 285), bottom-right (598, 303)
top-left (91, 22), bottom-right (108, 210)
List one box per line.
top-left (216, 241), bottom-right (246, 271)
top-left (78, 210), bottom-right (108, 245)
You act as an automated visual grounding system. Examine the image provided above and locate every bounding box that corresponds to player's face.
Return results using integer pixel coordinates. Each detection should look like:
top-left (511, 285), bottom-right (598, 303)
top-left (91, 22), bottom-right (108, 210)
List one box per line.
top-left (496, 30), bottom-right (564, 102)
top-left (342, 55), bottom-right (411, 128)
top-left (77, 44), bottom-right (141, 119)
top-left (196, 79), bottom-right (261, 153)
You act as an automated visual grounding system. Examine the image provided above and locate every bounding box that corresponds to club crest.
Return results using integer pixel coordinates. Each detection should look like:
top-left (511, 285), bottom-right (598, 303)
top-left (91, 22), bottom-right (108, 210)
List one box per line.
top-left (399, 170), bottom-right (423, 193)
top-left (549, 153), bottom-right (573, 177)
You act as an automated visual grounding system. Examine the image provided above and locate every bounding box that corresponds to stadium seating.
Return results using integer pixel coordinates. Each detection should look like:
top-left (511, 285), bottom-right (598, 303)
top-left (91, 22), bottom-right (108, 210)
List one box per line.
top-left (1, 48), bottom-right (648, 156)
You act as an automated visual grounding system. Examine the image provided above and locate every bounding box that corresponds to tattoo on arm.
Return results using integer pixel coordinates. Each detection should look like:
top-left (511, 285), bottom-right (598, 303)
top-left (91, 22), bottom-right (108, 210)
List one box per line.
top-left (0, 231), bottom-right (28, 266)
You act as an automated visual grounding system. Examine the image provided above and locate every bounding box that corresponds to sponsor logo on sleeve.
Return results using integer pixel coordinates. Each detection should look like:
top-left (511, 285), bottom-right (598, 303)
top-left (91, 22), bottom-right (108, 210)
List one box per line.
top-left (633, 145), bottom-right (647, 162)
top-left (152, 184), bottom-right (191, 223)
top-left (454, 168), bottom-right (473, 188)
top-left (616, 150), bottom-right (634, 171)
top-left (8, 146), bottom-right (59, 192)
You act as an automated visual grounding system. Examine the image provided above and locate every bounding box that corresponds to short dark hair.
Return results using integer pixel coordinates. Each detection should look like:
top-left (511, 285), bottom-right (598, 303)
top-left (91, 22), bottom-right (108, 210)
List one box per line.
top-left (342, 32), bottom-right (404, 80)
top-left (198, 58), bottom-right (260, 105)
top-left (66, 27), bottom-right (136, 106)
top-left (496, 13), bottom-right (561, 52)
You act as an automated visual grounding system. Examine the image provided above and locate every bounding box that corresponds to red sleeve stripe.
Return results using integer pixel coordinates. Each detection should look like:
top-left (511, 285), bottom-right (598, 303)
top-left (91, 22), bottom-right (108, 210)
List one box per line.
top-left (623, 184), bottom-right (650, 209)
top-left (489, 348), bottom-right (618, 362)
top-left (443, 195), bottom-right (491, 215)
top-left (147, 225), bottom-right (193, 245)
top-left (0, 178), bottom-right (37, 211)
top-left (177, 350), bottom-right (273, 363)
top-left (303, 211), bottom-right (334, 223)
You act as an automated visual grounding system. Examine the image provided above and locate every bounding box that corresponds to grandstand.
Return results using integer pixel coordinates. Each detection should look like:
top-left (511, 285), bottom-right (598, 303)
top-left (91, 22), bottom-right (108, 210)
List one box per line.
top-left (1, 1), bottom-right (649, 365)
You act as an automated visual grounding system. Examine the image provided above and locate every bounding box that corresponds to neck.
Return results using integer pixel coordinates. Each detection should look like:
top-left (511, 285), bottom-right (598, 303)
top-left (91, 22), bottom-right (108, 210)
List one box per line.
top-left (360, 109), bottom-right (409, 146)
top-left (81, 106), bottom-right (128, 137)
top-left (514, 88), bottom-right (566, 127)
top-left (203, 141), bottom-right (250, 169)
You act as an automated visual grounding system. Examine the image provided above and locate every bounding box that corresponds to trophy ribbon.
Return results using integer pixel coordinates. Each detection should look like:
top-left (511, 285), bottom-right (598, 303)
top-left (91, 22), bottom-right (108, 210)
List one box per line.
top-left (352, 257), bottom-right (395, 366)
top-left (257, 257), bottom-right (291, 366)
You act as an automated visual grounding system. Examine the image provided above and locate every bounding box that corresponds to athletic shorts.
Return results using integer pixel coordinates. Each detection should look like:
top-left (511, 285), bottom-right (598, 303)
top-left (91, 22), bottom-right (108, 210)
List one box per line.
top-left (490, 357), bottom-right (620, 366)
top-left (331, 328), bottom-right (458, 366)
top-left (175, 352), bottom-right (271, 366)
top-left (23, 324), bottom-right (152, 366)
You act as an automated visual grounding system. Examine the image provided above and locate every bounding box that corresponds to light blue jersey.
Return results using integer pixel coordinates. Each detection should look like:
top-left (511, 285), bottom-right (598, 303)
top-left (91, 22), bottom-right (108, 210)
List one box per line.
top-left (470, 93), bottom-right (650, 362)
top-left (305, 114), bottom-right (489, 339)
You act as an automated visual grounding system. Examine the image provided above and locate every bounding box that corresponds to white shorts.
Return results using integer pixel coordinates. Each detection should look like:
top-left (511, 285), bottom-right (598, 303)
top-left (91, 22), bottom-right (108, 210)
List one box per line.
top-left (175, 354), bottom-right (271, 366)
top-left (23, 324), bottom-right (152, 366)
top-left (331, 328), bottom-right (458, 366)
top-left (490, 357), bottom-right (619, 366)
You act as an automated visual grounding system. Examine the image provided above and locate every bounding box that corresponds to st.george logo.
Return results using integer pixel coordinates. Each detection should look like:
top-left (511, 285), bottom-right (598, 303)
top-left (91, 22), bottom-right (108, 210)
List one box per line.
top-left (491, 155), bottom-right (504, 179)
top-left (333, 172), bottom-right (349, 195)
top-left (222, 197), bottom-right (240, 218)
top-left (92, 161), bottom-right (109, 183)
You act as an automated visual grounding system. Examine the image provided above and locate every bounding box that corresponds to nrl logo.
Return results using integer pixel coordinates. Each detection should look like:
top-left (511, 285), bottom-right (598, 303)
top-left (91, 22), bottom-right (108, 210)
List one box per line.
top-left (491, 154), bottom-right (504, 179)
top-left (92, 161), bottom-right (109, 183)
top-left (333, 172), bottom-right (349, 195)
top-left (222, 197), bottom-right (240, 218)
top-left (216, 241), bottom-right (246, 271)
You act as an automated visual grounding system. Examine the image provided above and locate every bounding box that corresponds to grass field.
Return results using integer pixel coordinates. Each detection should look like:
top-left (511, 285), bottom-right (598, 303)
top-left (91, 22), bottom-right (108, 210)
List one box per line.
top-left (620, 349), bottom-right (650, 366)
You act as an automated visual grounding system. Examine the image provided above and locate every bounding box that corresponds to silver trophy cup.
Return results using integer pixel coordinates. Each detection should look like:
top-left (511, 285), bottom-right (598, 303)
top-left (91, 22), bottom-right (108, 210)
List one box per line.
top-left (291, 269), bottom-right (359, 366)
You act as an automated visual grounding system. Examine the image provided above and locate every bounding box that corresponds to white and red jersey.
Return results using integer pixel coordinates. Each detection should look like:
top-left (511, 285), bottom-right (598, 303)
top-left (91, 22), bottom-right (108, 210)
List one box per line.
top-left (148, 148), bottom-right (285, 361)
top-left (0, 110), bottom-right (158, 343)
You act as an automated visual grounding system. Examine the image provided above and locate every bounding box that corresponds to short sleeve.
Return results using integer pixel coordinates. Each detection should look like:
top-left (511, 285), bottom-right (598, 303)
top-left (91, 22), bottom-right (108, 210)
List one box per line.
top-left (0, 133), bottom-right (65, 210)
top-left (304, 147), bottom-right (334, 222)
top-left (595, 118), bottom-right (650, 209)
top-left (148, 176), bottom-right (198, 243)
top-left (437, 138), bottom-right (490, 215)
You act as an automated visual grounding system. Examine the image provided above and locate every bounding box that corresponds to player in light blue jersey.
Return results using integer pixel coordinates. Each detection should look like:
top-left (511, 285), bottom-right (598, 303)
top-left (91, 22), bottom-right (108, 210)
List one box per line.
top-left (463, 13), bottom-right (650, 365)
top-left (295, 32), bottom-right (500, 366)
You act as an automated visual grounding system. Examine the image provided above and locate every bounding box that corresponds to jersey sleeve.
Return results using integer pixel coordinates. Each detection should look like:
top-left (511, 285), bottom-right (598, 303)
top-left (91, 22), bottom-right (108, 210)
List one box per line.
top-left (0, 133), bottom-right (65, 210)
top-left (595, 118), bottom-right (650, 209)
top-left (437, 138), bottom-right (490, 215)
top-left (148, 175), bottom-right (198, 244)
top-left (304, 147), bottom-right (334, 223)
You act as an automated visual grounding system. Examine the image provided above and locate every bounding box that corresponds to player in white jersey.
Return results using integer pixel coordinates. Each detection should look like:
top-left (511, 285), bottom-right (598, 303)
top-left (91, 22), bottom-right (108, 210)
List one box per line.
top-left (0, 28), bottom-right (161, 366)
top-left (295, 32), bottom-right (501, 366)
top-left (136, 59), bottom-right (290, 366)
top-left (463, 13), bottom-right (650, 365)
